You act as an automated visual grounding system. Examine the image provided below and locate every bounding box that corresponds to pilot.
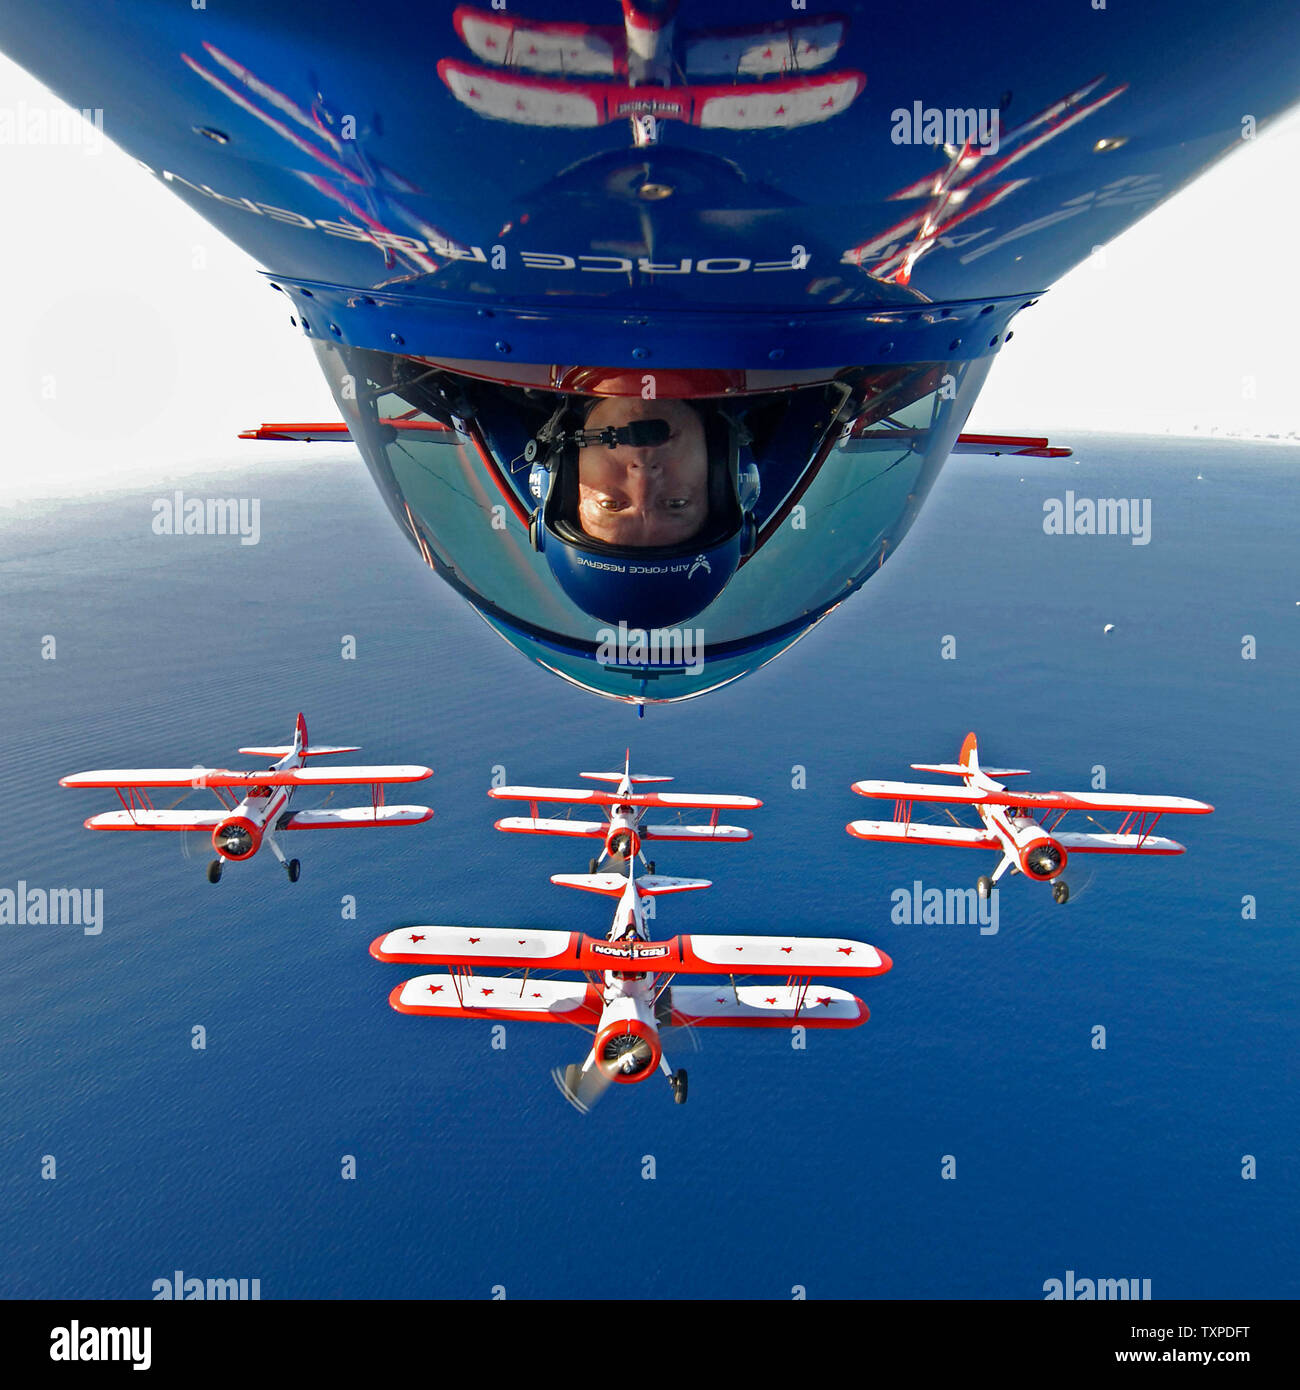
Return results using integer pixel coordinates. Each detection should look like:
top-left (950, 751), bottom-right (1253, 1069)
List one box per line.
top-left (575, 397), bottom-right (710, 549)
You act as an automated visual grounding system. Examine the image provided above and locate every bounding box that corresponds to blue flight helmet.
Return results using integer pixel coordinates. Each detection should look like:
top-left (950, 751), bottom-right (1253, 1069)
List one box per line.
top-left (525, 397), bottom-right (760, 629)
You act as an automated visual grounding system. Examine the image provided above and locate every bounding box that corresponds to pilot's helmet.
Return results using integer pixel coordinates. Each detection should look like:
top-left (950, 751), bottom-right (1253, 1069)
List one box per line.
top-left (524, 382), bottom-right (759, 629)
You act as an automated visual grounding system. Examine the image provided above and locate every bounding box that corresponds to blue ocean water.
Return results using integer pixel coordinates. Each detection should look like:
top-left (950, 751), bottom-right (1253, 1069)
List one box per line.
top-left (0, 433), bottom-right (1296, 1300)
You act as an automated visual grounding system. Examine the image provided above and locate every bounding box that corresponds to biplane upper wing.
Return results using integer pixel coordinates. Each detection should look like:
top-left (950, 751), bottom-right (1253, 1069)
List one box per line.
top-left (61, 765), bottom-right (433, 788)
top-left (847, 820), bottom-right (1000, 850)
top-left (83, 810), bottom-right (226, 832)
top-left (852, 780), bottom-right (1212, 814)
top-left (370, 925), bottom-right (579, 968)
top-left (493, 816), bottom-right (607, 838)
top-left (390, 974), bottom-right (604, 1024)
top-left (490, 785), bottom-right (760, 810)
top-left (666, 984), bottom-right (867, 1028)
top-left (278, 807), bottom-right (435, 830)
top-left (670, 933), bottom-right (891, 977)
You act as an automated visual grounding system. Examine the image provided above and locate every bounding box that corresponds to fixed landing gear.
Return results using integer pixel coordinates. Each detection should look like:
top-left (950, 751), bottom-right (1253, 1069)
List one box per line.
top-left (645, 860), bottom-right (656, 875)
top-left (588, 857), bottom-right (600, 874)
top-left (207, 859), bottom-right (223, 884)
top-left (670, 1069), bottom-right (688, 1105)
top-left (1052, 881), bottom-right (1070, 905)
top-left (286, 858), bottom-right (301, 883)
top-left (976, 875), bottom-right (993, 899)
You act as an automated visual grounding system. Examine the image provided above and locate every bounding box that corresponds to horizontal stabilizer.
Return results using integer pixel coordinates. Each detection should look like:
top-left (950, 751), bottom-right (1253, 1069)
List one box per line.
top-left (579, 772), bottom-right (673, 784)
top-left (847, 819), bottom-right (999, 850)
top-left (84, 810), bottom-right (224, 832)
top-left (62, 764), bottom-right (433, 789)
top-left (494, 816), bottom-right (606, 838)
top-left (279, 806), bottom-right (434, 830)
top-left (549, 872), bottom-right (712, 897)
top-left (390, 974), bottom-right (603, 1024)
top-left (237, 744), bottom-right (361, 758)
top-left (910, 763), bottom-right (1031, 778)
top-left (667, 984), bottom-right (867, 1028)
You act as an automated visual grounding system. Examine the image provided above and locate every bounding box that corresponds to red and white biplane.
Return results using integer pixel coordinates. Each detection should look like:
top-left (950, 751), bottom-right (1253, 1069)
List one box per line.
top-left (847, 732), bottom-right (1213, 905)
top-left (372, 813), bottom-right (891, 1111)
top-left (488, 752), bottom-right (761, 874)
top-left (60, 713), bottom-right (435, 883)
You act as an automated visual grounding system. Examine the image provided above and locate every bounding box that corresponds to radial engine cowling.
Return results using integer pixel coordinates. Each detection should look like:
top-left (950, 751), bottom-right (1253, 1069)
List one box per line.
top-left (593, 1003), bottom-right (662, 1085)
top-left (212, 815), bottom-right (264, 861)
top-left (1009, 818), bottom-right (1068, 881)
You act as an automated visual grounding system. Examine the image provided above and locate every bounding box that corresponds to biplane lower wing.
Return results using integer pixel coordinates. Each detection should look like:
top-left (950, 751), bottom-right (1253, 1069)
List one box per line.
top-left (84, 810), bottom-right (225, 832)
top-left (642, 824), bottom-right (752, 843)
top-left (1052, 831), bottom-right (1185, 855)
top-left (847, 820), bottom-right (1000, 850)
top-left (390, 974), bottom-right (603, 1023)
top-left (494, 816), bottom-right (606, 838)
top-left (278, 807), bottom-right (435, 830)
top-left (852, 780), bottom-right (1213, 815)
top-left (666, 984), bottom-right (867, 1028)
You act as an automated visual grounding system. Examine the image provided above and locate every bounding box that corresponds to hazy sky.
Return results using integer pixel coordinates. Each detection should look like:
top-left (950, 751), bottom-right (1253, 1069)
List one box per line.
top-left (0, 53), bottom-right (1297, 502)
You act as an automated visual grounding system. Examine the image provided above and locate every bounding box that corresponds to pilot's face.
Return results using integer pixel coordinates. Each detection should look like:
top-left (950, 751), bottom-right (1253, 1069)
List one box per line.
top-left (577, 397), bottom-right (709, 547)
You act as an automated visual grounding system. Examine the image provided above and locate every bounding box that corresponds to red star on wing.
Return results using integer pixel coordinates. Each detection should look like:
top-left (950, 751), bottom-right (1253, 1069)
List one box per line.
top-left (409, 933), bottom-right (426, 942)
top-left (837, 946), bottom-right (854, 956)
top-left (816, 996), bottom-right (832, 1007)
top-left (468, 936), bottom-right (481, 944)
top-left (780, 946), bottom-right (793, 954)
top-left (426, 984), bottom-right (442, 995)
top-left (481, 988), bottom-right (495, 997)
top-left (484, 36), bottom-right (498, 49)
top-left (467, 87), bottom-right (480, 100)
top-left (774, 105), bottom-right (786, 117)
top-left (821, 96), bottom-right (835, 109)
top-left (765, 996), bottom-right (777, 1005)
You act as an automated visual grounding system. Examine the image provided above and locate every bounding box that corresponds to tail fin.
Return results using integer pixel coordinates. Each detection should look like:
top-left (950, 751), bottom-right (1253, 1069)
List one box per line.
top-left (294, 713), bottom-right (308, 758)
top-left (959, 731), bottom-right (979, 776)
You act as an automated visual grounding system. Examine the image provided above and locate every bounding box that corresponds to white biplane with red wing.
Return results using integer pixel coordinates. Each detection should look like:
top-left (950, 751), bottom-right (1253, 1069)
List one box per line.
top-left (61, 713), bottom-right (434, 884)
top-left (488, 751), bottom-right (761, 875)
top-left (848, 732), bottom-right (1213, 905)
top-left (372, 837), bottom-right (891, 1112)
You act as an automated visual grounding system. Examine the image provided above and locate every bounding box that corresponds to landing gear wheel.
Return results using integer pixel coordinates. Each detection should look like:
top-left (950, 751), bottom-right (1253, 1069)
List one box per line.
top-left (671, 1069), bottom-right (688, 1105)
top-left (646, 860), bottom-right (656, 875)
top-left (588, 857), bottom-right (600, 875)
top-left (976, 875), bottom-right (993, 900)
top-left (1053, 881), bottom-right (1070, 905)
top-left (287, 859), bottom-right (301, 882)
top-left (563, 1064), bottom-right (583, 1097)
top-left (207, 860), bottom-right (223, 884)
